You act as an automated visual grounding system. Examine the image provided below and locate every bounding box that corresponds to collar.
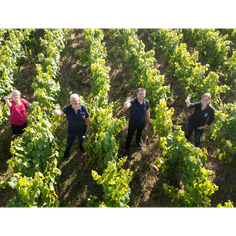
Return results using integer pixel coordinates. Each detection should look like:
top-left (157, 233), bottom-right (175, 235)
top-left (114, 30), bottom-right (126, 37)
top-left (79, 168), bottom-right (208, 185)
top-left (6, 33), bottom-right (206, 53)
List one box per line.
top-left (136, 97), bottom-right (144, 105)
top-left (71, 104), bottom-right (81, 111)
top-left (200, 102), bottom-right (210, 111)
top-left (12, 99), bottom-right (22, 106)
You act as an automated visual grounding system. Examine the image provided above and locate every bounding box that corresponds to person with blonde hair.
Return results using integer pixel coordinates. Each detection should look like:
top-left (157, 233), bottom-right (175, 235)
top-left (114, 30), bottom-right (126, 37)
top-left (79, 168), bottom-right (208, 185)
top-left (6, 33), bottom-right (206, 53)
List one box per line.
top-left (3, 90), bottom-right (47, 135)
top-left (123, 88), bottom-right (150, 157)
top-left (53, 94), bottom-right (92, 159)
top-left (185, 93), bottom-right (215, 147)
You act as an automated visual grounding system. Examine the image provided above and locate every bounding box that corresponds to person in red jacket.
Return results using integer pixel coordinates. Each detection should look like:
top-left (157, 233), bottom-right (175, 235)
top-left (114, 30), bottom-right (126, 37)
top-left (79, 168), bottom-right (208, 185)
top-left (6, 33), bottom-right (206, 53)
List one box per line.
top-left (3, 90), bottom-right (47, 135)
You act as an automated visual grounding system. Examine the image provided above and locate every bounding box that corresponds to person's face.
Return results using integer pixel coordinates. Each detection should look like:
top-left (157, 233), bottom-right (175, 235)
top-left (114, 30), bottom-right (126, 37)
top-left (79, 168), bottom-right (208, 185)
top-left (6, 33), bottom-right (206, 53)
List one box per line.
top-left (12, 92), bottom-right (21, 102)
top-left (137, 91), bottom-right (146, 100)
top-left (70, 97), bottom-right (80, 107)
top-left (201, 96), bottom-right (210, 106)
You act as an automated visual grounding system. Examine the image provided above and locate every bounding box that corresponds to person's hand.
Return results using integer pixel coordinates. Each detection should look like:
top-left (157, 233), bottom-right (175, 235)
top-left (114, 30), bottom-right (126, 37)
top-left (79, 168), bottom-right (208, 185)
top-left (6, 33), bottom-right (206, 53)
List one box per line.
top-left (3, 95), bottom-right (10, 101)
top-left (53, 110), bottom-right (60, 116)
top-left (145, 123), bottom-right (149, 130)
top-left (197, 126), bottom-right (205, 130)
top-left (41, 107), bottom-right (47, 112)
top-left (185, 98), bottom-right (191, 107)
top-left (124, 102), bottom-right (131, 108)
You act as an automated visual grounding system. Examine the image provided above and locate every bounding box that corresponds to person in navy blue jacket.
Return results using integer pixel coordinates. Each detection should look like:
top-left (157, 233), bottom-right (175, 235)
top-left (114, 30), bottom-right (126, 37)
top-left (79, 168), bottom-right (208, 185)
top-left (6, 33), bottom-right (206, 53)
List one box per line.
top-left (185, 93), bottom-right (214, 147)
top-left (123, 88), bottom-right (150, 157)
top-left (53, 94), bottom-right (92, 159)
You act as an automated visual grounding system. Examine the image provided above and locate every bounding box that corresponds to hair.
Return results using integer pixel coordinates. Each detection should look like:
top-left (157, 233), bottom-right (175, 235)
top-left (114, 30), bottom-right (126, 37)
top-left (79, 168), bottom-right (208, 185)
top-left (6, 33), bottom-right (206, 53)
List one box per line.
top-left (10, 90), bottom-right (21, 96)
top-left (137, 88), bottom-right (146, 93)
top-left (202, 93), bottom-right (211, 101)
top-left (70, 94), bottom-right (80, 100)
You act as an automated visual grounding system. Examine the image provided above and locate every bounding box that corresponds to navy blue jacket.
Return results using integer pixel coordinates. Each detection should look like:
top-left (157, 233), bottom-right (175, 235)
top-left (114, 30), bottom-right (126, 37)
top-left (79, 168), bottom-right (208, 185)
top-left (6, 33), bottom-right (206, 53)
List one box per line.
top-left (62, 104), bottom-right (89, 135)
top-left (188, 102), bottom-right (215, 128)
top-left (129, 98), bottom-right (149, 126)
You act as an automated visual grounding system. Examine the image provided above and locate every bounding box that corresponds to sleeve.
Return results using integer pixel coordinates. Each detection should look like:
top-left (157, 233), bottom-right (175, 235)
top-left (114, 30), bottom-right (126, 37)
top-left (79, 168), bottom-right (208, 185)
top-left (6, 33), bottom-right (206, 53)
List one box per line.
top-left (62, 105), bottom-right (68, 114)
top-left (129, 98), bottom-right (135, 108)
top-left (189, 102), bottom-right (201, 109)
top-left (21, 99), bottom-right (28, 107)
top-left (146, 100), bottom-right (150, 110)
top-left (206, 107), bottom-right (215, 126)
top-left (84, 105), bottom-right (89, 118)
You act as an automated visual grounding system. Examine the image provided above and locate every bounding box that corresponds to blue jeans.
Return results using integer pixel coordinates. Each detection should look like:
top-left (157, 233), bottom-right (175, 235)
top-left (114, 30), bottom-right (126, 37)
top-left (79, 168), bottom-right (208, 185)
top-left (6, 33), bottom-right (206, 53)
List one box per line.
top-left (66, 133), bottom-right (86, 152)
top-left (185, 122), bottom-right (204, 147)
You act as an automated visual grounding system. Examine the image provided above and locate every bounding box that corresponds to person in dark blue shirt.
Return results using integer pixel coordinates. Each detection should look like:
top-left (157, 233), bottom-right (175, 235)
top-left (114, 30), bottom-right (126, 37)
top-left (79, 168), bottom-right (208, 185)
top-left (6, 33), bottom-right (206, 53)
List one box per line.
top-left (123, 88), bottom-right (150, 157)
top-left (185, 93), bottom-right (214, 147)
top-left (53, 94), bottom-right (92, 159)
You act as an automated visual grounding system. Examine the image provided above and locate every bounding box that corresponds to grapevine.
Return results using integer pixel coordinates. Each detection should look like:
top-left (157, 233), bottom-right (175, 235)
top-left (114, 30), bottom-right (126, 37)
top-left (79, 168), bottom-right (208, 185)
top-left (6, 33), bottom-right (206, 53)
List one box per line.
top-left (1, 28), bottom-right (235, 207)
top-left (0, 29), bottom-right (35, 128)
top-left (80, 29), bottom-right (131, 207)
top-left (1, 29), bottom-right (68, 207)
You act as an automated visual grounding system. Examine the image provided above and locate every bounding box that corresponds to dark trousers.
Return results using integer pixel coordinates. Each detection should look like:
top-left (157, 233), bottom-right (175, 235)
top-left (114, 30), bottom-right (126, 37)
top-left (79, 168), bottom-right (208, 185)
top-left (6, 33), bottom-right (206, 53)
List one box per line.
top-left (125, 124), bottom-right (145, 151)
top-left (185, 122), bottom-right (204, 147)
top-left (11, 122), bottom-right (28, 135)
top-left (65, 133), bottom-right (86, 152)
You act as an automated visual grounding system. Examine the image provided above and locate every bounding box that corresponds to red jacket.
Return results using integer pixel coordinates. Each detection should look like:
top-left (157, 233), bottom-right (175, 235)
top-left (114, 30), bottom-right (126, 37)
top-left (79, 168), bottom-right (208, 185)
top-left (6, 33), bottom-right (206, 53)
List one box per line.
top-left (10, 99), bottom-right (28, 126)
